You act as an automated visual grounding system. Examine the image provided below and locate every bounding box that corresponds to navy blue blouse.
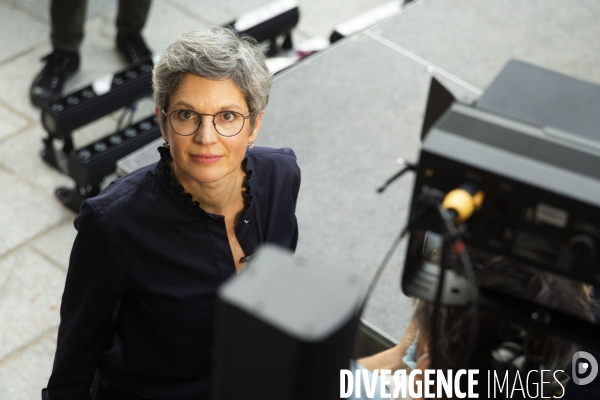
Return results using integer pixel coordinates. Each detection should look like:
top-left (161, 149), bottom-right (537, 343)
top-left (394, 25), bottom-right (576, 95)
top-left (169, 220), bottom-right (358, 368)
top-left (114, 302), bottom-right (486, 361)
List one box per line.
top-left (46, 146), bottom-right (301, 400)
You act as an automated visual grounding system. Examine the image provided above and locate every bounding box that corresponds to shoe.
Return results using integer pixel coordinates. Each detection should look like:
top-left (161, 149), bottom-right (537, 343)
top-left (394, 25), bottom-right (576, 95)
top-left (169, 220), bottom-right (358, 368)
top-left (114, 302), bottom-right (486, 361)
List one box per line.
top-left (116, 32), bottom-right (152, 64)
top-left (30, 49), bottom-right (80, 107)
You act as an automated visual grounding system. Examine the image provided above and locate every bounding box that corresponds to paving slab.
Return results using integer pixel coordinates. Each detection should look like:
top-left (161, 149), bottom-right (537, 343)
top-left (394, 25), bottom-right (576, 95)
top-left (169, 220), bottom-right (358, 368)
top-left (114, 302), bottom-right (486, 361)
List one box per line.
top-left (2, 0), bottom-right (118, 23)
top-left (0, 338), bottom-right (56, 400)
top-left (0, 126), bottom-right (76, 194)
top-left (0, 45), bottom-right (51, 120)
top-left (141, 0), bottom-right (207, 56)
top-left (102, 0), bottom-right (208, 55)
top-left (0, 103), bottom-right (30, 141)
top-left (296, 0), bottom-right (394, 40)
top-left (0, 169), bottom-right (71, 257)
top-left (0, 248), bottom-right (65, 361)
top-left (376, 0), bottom-right (600, 91)
top-left (0, 2), bottom-right (48, 65)
top-left (168, 0), bottom-right (266, 27)
top-left (30, 220), bottom-right (77, 271)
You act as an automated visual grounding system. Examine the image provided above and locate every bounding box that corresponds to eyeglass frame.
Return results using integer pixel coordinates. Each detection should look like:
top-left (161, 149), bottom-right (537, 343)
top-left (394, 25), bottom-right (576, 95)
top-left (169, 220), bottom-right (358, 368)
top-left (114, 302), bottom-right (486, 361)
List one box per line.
top-left (161, 109), bottom-right (252, 137)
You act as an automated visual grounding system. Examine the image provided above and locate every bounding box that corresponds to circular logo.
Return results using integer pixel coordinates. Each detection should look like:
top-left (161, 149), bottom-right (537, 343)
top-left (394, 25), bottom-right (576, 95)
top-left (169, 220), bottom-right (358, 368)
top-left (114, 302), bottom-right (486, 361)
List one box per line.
top-left (572, 351), bottom-right (598, 385)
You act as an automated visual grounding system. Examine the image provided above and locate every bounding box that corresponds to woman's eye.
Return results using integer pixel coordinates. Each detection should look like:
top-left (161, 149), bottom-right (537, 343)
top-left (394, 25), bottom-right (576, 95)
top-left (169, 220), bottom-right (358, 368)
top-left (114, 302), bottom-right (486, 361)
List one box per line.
top-left (220, 112), bottom-right (236, 122)
top-left (177, 111), bottom-right (194, 120)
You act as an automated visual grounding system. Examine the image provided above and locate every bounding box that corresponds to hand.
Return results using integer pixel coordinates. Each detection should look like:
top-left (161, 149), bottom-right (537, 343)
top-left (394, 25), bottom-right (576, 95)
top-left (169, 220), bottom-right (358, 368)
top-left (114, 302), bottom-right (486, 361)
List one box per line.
top-left (399, 317), bottom-right (418, 349)
top-left (357, 317), bottom-right (419, 372)
top-left (395, 317), bottom-right (418, 355)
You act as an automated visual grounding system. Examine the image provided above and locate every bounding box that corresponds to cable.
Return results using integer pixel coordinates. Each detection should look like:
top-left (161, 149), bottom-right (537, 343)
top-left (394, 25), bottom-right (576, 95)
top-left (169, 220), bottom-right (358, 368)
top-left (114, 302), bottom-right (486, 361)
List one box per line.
top-left (116, 107), bottom-right (129, 132)
top-left (434, 204), bottom-right (479, 368)
top-left (456, 238), bottom-right (479, 367)
top-left (357, 231), bottom-right (405, 319)
top-left (358, 160), bottom-right (421, 317)
top-left (357, 201), bottom-right (434, 319)
top-left (429, 211), bottom-right (450, 372)
top-left (377, 162), bottom-right (418, 193)
top-left (116, 103), bottom-right (138, 132)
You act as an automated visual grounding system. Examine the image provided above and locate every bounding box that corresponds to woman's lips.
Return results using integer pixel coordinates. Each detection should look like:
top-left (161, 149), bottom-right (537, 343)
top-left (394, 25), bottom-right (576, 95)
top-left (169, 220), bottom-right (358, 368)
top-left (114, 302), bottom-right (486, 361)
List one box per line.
top-left (190, 154), bottom-right (222, 163)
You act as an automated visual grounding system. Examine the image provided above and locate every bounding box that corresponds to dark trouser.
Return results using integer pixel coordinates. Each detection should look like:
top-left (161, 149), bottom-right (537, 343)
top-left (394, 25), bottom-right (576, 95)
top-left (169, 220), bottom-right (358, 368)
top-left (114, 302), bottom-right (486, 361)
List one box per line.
top-left (51, 0), bottom-right (152, 52)
top-left (94, 377), bottom-right (153, 400)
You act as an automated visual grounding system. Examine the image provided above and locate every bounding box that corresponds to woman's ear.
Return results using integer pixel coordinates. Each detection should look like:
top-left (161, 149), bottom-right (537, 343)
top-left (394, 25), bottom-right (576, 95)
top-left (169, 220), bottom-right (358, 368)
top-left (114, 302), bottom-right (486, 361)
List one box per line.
top-left (155, 106), bottom-right (168, 142)
top-left (249, 110), bottom-right (265, 143)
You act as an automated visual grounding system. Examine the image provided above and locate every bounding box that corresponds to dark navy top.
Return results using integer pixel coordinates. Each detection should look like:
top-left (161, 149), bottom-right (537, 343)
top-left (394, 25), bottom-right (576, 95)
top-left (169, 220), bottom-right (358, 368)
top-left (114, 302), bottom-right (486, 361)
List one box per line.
top-left (46, 146), bottom-right (301, 400)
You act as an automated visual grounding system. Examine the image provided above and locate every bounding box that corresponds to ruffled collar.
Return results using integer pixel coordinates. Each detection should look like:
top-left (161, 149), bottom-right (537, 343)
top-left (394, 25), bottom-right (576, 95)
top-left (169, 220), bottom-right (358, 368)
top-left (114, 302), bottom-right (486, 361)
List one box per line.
top-left (156, 145), bottom-right (253, 218)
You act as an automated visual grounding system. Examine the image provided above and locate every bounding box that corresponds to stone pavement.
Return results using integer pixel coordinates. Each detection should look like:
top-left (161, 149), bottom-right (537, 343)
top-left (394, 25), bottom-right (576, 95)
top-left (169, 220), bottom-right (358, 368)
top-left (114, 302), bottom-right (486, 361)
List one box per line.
top-left (0, 0), bottom-right (392, 397)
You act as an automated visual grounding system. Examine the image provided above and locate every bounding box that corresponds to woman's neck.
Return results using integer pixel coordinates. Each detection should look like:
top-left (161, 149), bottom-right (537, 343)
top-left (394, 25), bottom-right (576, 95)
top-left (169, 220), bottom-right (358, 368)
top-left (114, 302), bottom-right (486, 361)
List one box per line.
top-left (171, 162), bottom-right (246, 216)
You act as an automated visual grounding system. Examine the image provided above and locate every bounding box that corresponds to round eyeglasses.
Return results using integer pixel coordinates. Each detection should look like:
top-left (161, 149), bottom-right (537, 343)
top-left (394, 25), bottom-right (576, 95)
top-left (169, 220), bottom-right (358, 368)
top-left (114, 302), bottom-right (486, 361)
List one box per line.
top-left (162, 109), bottom-right (251, 137)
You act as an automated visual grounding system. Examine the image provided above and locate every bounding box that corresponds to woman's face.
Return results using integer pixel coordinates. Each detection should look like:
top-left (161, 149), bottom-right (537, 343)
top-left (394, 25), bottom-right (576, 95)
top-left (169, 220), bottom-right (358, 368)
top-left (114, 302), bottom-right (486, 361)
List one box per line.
top-left (158, 73), bottom-right (263, 187)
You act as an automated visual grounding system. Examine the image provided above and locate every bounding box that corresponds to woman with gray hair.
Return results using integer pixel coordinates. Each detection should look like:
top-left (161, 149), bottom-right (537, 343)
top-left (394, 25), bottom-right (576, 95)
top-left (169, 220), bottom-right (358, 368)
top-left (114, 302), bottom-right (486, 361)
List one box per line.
top-left (43, 27), bottom-right (300, 400)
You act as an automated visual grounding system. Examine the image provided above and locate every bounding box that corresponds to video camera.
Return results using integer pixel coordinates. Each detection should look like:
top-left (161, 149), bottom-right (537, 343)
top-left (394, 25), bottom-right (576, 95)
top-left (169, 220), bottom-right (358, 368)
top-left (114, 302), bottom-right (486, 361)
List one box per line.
top-left (402, 59), bottom-right (600, 397)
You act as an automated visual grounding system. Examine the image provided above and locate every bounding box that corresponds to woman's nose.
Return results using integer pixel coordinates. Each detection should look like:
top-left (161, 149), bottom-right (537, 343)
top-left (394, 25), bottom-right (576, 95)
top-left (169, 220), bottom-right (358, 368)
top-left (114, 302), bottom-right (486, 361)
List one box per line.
top-left (193, 115), bottom-right (219, 144)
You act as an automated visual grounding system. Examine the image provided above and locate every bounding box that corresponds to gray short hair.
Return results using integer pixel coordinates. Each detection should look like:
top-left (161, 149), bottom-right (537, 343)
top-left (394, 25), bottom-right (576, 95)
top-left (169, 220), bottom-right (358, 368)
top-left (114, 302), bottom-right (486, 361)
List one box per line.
top-left (153, 26), bottom-right (272, 130)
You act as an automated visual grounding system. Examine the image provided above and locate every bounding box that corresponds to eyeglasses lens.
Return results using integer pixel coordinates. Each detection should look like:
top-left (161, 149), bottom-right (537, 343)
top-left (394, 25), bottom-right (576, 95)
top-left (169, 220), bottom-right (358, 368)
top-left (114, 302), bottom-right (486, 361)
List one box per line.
top-left (170, 110), bottom-right (244, 136)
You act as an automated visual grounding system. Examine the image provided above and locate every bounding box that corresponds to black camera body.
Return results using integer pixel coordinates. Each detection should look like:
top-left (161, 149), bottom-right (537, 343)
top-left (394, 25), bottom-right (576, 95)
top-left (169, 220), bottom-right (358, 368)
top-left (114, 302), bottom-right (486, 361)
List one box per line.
top-left (414, 101), bottom-right (600, 286)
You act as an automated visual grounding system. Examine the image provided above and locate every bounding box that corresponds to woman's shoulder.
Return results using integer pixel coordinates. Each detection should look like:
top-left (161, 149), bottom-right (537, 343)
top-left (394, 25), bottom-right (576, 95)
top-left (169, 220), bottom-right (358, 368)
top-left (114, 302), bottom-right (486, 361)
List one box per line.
top-left (245, 147), bottom-right (300, 198)
top-left (246, 146), bottom-right (297, 162)
top-left (82, 162), bottom-right (159, 216)
top-left (245, 146), bottom-right (300, 179)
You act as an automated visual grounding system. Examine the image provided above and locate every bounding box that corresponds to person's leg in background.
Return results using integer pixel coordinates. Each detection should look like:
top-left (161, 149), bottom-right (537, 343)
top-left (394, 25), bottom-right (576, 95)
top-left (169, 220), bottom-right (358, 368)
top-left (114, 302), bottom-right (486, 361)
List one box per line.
top-left (30, 0), bottom-right (86, 106)
top-left (115, 0), bottom-right (153, 63)
top-left (30, 0), bottom-right (154, 106)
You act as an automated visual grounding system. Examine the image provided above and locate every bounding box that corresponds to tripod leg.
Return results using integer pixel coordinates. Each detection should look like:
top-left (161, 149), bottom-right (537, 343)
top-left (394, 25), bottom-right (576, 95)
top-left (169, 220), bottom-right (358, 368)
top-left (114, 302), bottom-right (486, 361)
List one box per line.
top-left (40, 136), bottom-right (60, 170)
top-left (267, 37), bottom-right (278, 56)
top-left (282, 31), bottom-right (293, 50)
